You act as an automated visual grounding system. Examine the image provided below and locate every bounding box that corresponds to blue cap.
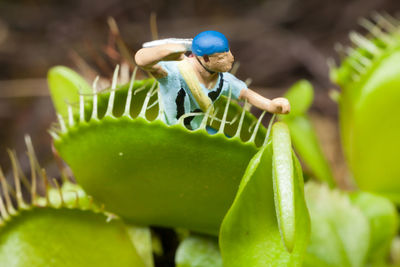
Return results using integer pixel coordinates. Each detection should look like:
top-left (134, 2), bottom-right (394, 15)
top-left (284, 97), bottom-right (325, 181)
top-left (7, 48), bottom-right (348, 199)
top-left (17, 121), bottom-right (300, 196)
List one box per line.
top-left (192, 31), bottom-right (229, 56)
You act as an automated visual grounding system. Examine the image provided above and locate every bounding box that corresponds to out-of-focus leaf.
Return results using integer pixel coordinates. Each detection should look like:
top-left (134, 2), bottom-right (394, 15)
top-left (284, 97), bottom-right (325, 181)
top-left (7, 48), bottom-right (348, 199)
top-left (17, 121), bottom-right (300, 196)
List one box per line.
top-left (304, 182), bottom-right (370, 267)
top-left (127, 226), bottom-right (154, 267)
top-left (175, 235), bottom-right (222, 267)
top-left (151, 232), bottom-right (163, 257)
top-left (305, 183), bottom-right (398, 267)
top-left (334, 32), bottom-right (400, 203)
top-left (285, 115), bottom-right (335, 187)
top-left (392, 237), bottom-right (400, 265)
top-left (280, 80), bottom-right (335, 187)
top-left (0, 208), bottom-right (146, 267)
top-left (283, 80), bottom-right (314, 117)
top-left (350, 192), bottom-right (398, 265)
top-left (219, 122), bottom-right (310, 267)
top-left (48, 66), bottom-right (92, 117)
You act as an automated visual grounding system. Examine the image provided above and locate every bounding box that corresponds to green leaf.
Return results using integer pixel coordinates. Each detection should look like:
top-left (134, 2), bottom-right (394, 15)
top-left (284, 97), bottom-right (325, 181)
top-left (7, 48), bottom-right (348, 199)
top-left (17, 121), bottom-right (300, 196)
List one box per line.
top-left (127, 226), bottom-right (155, 267)
top-left (305, 183), bottom-right (398, 266)
top-left (272, 122), bottom-right (295, 252)
top-left (392, 237), bottom-right (400, 266)
top-left (47, 66), bottom-right (92, 118)
top-left (284, 115), bottom-right (335, 187)
top-left (0, 208), bottom-right (146, 267)
top-left (52, 77), bottom-right (268, 235)
top-left (335, 32), bottom-right (400, 203)
top-left (304, 182), bottom-right (370, 267)
top-left (55, 115), bottom-right (259, 235)
top-left (350, 192), bottom-right (398, 265)
top-left (283, 80), bottom-right (314, 117)
top-left (51, 70), bottom-right (271, 235)
top-left (279, 80), bottom-right (335, 187)
top-left (219, 122), bottom-right (310, 267)
top-left (175, 235), bottom-right (222, 267)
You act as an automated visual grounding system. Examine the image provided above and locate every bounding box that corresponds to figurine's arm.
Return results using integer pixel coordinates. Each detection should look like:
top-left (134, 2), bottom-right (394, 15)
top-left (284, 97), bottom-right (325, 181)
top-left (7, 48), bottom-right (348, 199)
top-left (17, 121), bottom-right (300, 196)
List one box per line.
top-left (134, 44), bottom-right (187, 79)
top-left (239, 89), bottom-right (290, 114)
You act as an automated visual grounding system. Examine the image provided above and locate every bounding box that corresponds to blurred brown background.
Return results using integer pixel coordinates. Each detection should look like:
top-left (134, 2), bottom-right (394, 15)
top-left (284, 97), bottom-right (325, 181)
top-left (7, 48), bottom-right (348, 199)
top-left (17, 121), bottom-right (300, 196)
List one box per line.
top-left (0, 0), bottom-right (399, 184)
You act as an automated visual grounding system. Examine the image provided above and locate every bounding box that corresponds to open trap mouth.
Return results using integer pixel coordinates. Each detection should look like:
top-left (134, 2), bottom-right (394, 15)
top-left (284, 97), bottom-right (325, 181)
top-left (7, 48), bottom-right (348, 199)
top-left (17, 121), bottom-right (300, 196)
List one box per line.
top-left (50, 65), bottom-right (274, 148)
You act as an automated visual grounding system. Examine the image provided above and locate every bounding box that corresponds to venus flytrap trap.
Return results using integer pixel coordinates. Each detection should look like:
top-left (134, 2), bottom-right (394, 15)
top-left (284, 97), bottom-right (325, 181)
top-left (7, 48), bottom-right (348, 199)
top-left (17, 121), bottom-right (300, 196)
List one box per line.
top-left (349, 192), bottom-right (398, 265)
top-left (331, 13), bottom-right (400, 203)
top-left (220, 123), bottom-right (310, 266)
top-left (0, 137), bottom-right (146, 267)
top-left (175, 235), bottom-right (222, 267)
top-left (304, 182), bottom-right (398, 267)
top-left (47, 61), bottom-right (310, 265)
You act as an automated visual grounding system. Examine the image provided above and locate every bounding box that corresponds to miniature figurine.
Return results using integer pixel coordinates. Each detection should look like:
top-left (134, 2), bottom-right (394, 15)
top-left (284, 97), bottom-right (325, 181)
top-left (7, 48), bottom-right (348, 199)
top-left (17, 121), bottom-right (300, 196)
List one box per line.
top-left (135, 30), bottom-right (290, 130)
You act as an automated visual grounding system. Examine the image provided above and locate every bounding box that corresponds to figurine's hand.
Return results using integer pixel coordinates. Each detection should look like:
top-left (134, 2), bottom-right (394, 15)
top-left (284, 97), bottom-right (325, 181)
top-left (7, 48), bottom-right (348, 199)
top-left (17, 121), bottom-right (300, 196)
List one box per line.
top-left (269, 97), bottom-right (290, 114)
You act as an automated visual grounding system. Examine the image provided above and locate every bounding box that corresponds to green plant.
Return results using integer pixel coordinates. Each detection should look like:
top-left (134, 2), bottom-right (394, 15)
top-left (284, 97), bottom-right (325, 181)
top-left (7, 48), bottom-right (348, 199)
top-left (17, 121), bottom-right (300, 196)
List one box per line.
top-left (0, 138), bottom-right (146, 267)
top-left (1, 13), bottom-right (400, 267)
top-left (279, 80), bottom-right (335, 187)
top-left (304, 182), bottom-right (397, 267)
top-left (47, 64), bottom-right (311, 265)
top-left (331, 13), bottom-right (400, 203)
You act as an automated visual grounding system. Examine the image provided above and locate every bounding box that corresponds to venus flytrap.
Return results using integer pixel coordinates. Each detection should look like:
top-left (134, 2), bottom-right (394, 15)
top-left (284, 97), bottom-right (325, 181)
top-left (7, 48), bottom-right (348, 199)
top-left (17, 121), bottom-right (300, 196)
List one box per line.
top-left (350, 192), bottom-right (399, 265)
top-left (304, 182), bottom-right (398, 267)
top-left (0, 137), bottom-right (146, 267)
top-left (219, 123), bottom-right (310, 266)
top-left (47, 65), bottom-right (310, 265)
top-left (331, 13), bottom-right (400, 203)
top-left (175, 235), bottom-right (222, 267)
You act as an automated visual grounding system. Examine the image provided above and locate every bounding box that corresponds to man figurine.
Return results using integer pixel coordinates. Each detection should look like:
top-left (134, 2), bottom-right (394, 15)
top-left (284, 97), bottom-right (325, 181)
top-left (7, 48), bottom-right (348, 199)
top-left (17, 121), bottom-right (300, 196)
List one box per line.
top-left (135, 30), bottom-right (290, 130)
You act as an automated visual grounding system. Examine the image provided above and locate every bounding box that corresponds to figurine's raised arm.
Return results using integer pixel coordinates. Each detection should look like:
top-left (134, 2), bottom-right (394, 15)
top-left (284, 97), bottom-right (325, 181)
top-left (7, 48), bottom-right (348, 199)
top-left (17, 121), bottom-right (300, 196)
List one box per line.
top-left (239, 89), bottom-right (290, 114)
top-left (135, 43), bottom-right (187, 79)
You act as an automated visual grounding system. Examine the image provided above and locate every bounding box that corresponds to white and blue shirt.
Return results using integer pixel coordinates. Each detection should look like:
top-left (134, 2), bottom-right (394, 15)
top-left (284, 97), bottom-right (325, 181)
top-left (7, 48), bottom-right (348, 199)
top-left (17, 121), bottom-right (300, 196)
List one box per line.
top-left (157, 60), bottom-right (247, 129)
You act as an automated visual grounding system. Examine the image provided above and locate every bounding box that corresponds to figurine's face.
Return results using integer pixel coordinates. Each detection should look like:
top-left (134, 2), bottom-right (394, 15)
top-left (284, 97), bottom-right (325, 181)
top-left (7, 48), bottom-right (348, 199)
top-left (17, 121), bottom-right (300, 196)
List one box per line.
top-left (202, 50), bottom-right (234, 73)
